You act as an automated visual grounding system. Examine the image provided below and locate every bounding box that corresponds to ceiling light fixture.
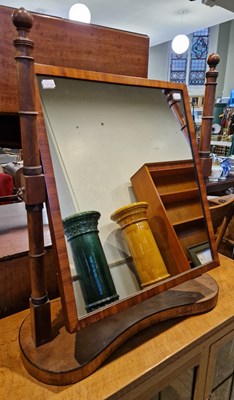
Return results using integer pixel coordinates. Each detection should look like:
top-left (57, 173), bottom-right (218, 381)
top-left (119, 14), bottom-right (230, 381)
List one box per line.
top-left (172, 34), bottom-right (190, 54)
top-left (171, 10), bottom-right (189, 54)
top-left (69, 3), bottom-right (91, 23)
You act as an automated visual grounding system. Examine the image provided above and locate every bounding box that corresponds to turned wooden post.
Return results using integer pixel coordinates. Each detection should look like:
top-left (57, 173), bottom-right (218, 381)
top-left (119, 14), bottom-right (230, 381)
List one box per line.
top-left (199, 53), bottom-right (220, 178)
top-left (163, 89), bottom-right (189, 143)
top-left (12, 8), bottom-right (51, 346)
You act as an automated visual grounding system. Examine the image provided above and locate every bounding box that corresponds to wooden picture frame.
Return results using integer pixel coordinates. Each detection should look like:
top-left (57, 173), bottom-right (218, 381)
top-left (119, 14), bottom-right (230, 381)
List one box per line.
top-left (187, 241), bottom-right (213, 267)
top-left (190, 95), bottom-right (204, 108)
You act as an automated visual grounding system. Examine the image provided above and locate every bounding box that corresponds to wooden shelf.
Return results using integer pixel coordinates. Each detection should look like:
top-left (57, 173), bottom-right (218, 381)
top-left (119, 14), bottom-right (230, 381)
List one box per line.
top-left (165, 198), bottom-right (204, 225)
top-left (151, 172), bottom-right (198, 195)
top-left (149, 161), bottom-right (194, 175)
top-left (172, 215), bottom-right (205, 228)
top-left (160, 188), bottom-right (200, 205)
top-left (174, 219), bottom-right (209, 255)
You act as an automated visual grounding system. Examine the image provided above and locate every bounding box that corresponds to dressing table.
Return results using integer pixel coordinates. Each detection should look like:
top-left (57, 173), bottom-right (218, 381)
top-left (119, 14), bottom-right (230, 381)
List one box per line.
top-left (1, 254), bottom-right (233, 399)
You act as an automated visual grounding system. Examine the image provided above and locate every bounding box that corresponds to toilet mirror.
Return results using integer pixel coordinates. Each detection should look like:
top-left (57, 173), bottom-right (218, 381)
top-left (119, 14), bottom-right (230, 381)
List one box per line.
top-left (35, 65), bottom-right (219, 332)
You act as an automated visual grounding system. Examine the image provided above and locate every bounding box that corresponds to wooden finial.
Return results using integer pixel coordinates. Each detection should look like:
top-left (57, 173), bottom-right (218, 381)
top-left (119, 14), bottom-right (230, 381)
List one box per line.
top-left (12, 7), bottom-right (34, 52)
top-left (12, 7), bottom-right (33, 31)
top-left (207, 53), bottom-right (220, 71)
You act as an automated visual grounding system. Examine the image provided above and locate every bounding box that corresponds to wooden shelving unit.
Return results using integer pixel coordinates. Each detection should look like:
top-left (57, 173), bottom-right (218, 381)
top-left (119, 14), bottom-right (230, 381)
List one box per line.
top-left (131, 159), bottom-right (209, 273)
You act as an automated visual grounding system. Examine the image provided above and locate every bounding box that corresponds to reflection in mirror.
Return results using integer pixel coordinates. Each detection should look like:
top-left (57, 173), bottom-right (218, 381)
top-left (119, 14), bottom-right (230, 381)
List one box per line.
top-left (36, 75), bottom-right (212, 318)
top-left (0, 147), bottom-right (25, 242)
top-left (0, 145), bottom-right (51, 263)
top-left (0, 147), bottom-right (23, 203)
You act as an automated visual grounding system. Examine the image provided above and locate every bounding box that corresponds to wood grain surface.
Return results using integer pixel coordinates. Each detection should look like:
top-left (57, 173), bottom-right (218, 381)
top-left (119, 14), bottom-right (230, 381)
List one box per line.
top-left (0, 254), bottom-right (233, 399)
top-left (0, 5), bottom-right (149, 114)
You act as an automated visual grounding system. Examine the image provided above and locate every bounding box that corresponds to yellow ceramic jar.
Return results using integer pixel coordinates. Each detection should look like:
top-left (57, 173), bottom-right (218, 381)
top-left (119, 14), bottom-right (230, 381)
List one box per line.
top-left (110, 202), bottom-right (170, 288)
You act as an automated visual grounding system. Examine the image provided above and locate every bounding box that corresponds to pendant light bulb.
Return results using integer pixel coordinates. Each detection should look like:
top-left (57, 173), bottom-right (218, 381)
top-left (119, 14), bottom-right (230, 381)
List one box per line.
top-left (69, 3), bottom-right (91, 23)
top-left (172, 34), bottom-right (189, 54)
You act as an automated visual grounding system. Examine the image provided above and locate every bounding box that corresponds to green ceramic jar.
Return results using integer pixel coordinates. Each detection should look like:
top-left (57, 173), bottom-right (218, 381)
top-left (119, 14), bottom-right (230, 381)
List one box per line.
top-left (63, 211), bottom-right (119, 312)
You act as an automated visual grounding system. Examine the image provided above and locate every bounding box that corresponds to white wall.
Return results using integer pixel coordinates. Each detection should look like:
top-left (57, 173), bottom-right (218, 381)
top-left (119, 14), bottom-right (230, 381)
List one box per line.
top-left (39, 77), bottom-right (191, 247)
top-left (148, 42), bottom-right (170, 81)
top-left (216, 21), bottom-right (231, 97)
top-left (222, 20), bottom-right (234, 97)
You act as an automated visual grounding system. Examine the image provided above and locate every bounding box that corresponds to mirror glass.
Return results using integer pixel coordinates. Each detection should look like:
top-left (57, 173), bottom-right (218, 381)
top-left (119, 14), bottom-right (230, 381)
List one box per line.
top-left (0, 146), bottom-right (51, 265)
top-left (36, 73), bottom-right (214, 319)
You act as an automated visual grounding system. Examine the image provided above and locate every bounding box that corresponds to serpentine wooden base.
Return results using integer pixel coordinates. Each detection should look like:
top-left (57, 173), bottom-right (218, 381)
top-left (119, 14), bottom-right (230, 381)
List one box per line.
top-left (19, 274), bottom-right (218, 386)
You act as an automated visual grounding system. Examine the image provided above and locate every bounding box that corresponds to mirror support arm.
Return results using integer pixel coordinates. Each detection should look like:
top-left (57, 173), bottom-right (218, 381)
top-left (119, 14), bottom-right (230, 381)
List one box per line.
top-left (163, 89), bottom-right (189, 144)
top-left (12, 8), bottom-right (51, 347)
top-left (199, 53), bottom-right (220, 178)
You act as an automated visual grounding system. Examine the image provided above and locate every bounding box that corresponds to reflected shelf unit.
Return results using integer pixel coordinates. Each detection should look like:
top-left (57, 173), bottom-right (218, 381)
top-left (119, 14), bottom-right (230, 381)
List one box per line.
top-left (131, 160), bottom-right (209, 272)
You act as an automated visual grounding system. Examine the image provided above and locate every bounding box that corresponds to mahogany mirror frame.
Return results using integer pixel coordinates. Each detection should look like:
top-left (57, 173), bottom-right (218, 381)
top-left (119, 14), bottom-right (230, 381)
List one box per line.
top-left (34, 63), bottom-right (220, 334)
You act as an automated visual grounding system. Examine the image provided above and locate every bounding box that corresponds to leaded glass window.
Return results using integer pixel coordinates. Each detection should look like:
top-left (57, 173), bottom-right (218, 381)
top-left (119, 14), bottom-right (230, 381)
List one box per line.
top-left (170, 51), bottom-right (187, 83)
top-left (170, 28), bottom-right (209, 86)
top-left (189, 28), bottom-right (209, 85)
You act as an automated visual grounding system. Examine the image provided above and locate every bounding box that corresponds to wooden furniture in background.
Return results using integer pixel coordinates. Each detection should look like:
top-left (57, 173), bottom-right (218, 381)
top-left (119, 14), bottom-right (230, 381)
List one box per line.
top-left (0, 225), bottom-right (59, 317)
top-left (0, 188), bottom-right (59, 318)
top-left (206, 175), bottom-right (234, 195)
top-left (0, 5), bottom-right (149, 116)
top-left (0, 254), bottom-right (233, 399)
top-left (209, 192), bottom-right (234, 259)
top-left (209, 196), bottom-right (234, 252)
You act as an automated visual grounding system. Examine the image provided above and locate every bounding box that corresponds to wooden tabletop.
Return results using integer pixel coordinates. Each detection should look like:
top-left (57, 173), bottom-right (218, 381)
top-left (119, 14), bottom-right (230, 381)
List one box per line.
top-left (1, 254), bottom-right (234, 400)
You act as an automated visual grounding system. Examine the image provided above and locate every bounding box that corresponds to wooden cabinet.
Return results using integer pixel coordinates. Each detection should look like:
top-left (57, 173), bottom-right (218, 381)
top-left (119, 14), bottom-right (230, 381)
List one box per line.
top-left (0, 201), bottom-right (59, 318)
top-left (204, 331), bottom-right (234, 400)
top-left (0, 243), bottom-right (59, 317)
top-left (131, 160), bottom-right (209, 273)
top-left (147, 328), bottom-right (234, 400)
